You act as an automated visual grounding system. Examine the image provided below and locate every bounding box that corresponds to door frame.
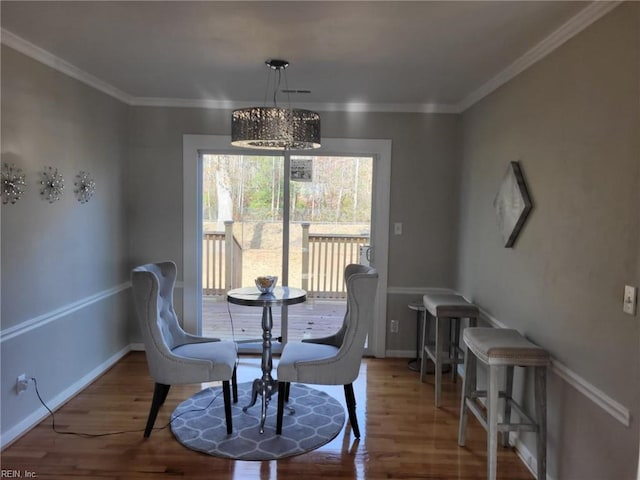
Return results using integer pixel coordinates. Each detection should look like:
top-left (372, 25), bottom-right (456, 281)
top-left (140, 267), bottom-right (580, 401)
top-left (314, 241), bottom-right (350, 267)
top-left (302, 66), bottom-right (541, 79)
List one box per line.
top-left (183, 134), bottom-right (391, 357)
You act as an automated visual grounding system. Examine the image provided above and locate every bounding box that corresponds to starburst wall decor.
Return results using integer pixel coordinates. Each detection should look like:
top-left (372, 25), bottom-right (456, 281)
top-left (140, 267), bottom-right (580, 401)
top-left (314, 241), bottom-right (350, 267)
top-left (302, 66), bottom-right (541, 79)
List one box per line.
top-left (39, 166), bottom-right (64, 203)
top-left (1, 162), bottom-right (27, 205)
top-left (74, 170), bottom-right (95, 204)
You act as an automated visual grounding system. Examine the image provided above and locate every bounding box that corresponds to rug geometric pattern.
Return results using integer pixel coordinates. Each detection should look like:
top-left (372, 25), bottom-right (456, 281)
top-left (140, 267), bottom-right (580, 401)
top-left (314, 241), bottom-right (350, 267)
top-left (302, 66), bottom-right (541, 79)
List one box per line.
top-left (171, 382), bottom-right (345, 460)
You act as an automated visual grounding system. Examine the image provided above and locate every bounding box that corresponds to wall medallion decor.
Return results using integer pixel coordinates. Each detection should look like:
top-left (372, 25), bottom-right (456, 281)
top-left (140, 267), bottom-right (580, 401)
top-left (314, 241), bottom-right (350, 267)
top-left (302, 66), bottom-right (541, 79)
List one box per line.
top-left (1, 162), bottom-right (27, 205)
top-left (39, 166), bottom-right (64, 203)
top-left (493, 161), bottom-right (532, 248)
top-left (2, 162), bottom-right (27, 205)
top-left (74, 170), bottom-right (95, 204)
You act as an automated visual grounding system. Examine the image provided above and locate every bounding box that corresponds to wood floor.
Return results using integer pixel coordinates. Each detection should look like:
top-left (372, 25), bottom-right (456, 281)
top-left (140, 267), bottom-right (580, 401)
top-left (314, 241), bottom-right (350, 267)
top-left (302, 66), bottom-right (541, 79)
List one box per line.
top-left (2, 352), bottom-right (534, 480)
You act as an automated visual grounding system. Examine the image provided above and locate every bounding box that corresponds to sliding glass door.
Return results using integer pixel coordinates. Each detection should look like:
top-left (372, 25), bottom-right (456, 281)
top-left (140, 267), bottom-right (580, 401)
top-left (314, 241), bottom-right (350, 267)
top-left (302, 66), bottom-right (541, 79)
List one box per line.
top-left (183, 135), bottom-right (390, 357)
top-left (200, 152), bottom-right (373, 348)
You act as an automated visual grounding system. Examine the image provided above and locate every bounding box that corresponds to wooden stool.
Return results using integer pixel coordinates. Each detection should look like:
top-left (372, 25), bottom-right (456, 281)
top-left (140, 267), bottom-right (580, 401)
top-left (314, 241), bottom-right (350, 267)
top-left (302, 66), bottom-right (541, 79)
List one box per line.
top-left (407, 301), bottom-right (426, 371)
top-left (458, 327), bottom-right (550, 480)
top-left (420, 293), bottom-right (479, 407)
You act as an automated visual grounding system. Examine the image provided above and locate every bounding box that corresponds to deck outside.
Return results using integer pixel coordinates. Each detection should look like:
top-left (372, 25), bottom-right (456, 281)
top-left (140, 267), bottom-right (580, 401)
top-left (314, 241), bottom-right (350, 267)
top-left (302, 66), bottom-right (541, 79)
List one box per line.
top-left (203, 295), bottom-right (346, 344)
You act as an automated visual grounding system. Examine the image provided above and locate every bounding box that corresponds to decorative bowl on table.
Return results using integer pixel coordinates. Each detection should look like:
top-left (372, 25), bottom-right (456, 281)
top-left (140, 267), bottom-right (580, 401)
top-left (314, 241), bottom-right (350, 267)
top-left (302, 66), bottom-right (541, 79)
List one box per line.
top-left (255, 276), bottom-right (278, 294)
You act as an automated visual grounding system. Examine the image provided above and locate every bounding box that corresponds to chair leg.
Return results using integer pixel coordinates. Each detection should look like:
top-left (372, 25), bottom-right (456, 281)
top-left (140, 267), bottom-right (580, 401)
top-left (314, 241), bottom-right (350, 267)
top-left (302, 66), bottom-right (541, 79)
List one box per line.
top-left (487, 366), bottom-right (499, 480)
top-left (144, 383), bottom-right (170, 438)
top-left (158, 382), bottom-right (171, 405)
top-left (284, 381), bottom-right (291, 402)
top-left (222, 380), bottom-right (233, 434)
top-left (344, 383), bottom-right (360, 439)
top-left (434, 316), bottom-right (444, 407)
top-left (502, 366), bottom-right (514, 448)
top-left (232, 366), bottom-right (238, 403)
top-left (276, 382), bottom-right (287, 435)
top-left (420, 310), bottom-right (430, 382)
top-left (458, 347), bottom-right (475, 446)
top-left (450, 318), bottom-right (460, 382)
top-left (535, 366), bottom-right (547, 480)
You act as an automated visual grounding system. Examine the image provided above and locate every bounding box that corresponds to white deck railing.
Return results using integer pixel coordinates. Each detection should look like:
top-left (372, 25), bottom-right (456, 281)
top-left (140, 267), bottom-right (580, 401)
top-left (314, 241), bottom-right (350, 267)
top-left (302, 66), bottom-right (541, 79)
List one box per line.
top-left (202, 222), bottom-right (368, 299)
top-left (301, 223), bottom-right (369, 299)
top-left (202, 221), bottom-right (242, 295)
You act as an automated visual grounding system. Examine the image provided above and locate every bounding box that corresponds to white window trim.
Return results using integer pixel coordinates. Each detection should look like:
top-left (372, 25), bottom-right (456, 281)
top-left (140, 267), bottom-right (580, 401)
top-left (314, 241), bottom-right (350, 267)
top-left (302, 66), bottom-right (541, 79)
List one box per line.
top-left (182, 135), bottom-right (391, 357)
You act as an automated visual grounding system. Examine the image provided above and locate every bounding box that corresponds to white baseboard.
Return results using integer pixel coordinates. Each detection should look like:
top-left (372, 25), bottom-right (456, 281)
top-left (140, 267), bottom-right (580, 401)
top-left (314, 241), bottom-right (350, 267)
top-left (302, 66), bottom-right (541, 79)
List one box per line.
top-left (512, 435), bottom-right (553, 480)
top-left (1, 345), bottom-right (132, 449)
top-left (385, 349), bottom-right (416, 358)
top-left (386, 286), bottom-right (454, 295)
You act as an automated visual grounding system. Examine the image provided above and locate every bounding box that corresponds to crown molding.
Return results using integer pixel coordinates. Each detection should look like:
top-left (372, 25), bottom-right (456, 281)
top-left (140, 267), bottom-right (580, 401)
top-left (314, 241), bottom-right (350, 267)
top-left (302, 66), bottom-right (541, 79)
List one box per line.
top-left (296, 101), bottom-right (460, 114)
top-left (455, 1), bottom-right (622, 112)
top-left (131, 96), bottom-right (460, 114)
top-left (0, 27), bottom-right (458, 114)
top-left (2, 1), bottom-right (622, 114)
top-left (1, 28), bottom-right (134, 104)
top-left (130, 97), bottom-right (239, 109)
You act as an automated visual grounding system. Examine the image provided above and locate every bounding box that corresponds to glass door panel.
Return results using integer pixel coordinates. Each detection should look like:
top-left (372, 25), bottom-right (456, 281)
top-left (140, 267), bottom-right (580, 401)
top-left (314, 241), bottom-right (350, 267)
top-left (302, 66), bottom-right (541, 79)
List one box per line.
top-left (202, 154), bottom-right (284, 347)
top-left (287, 155), bottom-right (373, 342)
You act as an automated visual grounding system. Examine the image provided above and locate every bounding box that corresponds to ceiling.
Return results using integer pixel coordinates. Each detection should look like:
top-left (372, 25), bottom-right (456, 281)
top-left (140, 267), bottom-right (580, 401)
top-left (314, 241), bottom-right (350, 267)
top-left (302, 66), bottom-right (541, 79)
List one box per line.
top-left (0, 1), bottom-right (611, 113)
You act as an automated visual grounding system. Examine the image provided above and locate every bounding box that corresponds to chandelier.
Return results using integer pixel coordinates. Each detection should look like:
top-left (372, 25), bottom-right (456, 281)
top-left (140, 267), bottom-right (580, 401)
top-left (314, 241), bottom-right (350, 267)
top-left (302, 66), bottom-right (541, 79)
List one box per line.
top-left (231, 59), bottom-right (321, 150)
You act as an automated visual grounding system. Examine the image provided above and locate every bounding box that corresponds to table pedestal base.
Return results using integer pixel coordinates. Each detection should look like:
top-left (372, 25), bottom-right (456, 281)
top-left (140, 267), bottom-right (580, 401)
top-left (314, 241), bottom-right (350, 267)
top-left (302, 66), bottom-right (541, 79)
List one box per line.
top-left (243, 376), bottom-right (279, 434)
top-left (227, 286), bottom-right (306, 434)
top-left (242, 305), bottom-right (277, 434)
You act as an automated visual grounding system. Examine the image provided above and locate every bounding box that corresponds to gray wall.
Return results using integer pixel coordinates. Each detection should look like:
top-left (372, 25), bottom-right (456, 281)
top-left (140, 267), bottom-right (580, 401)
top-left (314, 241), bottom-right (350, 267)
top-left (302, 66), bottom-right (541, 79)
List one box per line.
top-left (456, 3), bottom-right (639, 478)
top-left (1, 46), bottom-right (130, 440)
top-left (127, 107), bottom-right (461, 350)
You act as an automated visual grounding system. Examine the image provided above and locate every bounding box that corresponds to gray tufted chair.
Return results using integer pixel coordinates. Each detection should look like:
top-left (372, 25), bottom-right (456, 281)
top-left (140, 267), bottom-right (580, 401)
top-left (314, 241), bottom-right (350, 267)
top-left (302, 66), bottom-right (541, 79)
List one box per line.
top-left (131, 261), bottom-right (238, 437)
top-left (276, 263), bottom-right (378, 438)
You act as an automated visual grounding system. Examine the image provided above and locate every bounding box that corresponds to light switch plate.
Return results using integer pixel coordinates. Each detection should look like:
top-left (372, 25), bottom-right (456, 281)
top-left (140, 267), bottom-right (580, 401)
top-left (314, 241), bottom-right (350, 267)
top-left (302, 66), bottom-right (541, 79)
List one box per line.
top-left (390, 319), bottom-right (399, 333)
top-left (623, 285), bottom-right (637, 315)
top-left (394, 223), bottom-right (402, 235)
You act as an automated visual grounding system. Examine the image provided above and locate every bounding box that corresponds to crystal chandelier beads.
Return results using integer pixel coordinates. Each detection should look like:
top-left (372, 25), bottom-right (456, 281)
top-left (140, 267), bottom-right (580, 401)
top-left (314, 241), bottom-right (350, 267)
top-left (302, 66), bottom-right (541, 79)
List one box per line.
top-left (232, 106), bottom-right (321, 150)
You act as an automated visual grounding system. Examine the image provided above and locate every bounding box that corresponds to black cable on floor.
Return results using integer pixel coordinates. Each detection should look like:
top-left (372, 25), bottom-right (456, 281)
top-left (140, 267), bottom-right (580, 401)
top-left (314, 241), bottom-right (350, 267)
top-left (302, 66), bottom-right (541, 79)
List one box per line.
top-left (30, 376), bottom-right (222, 438)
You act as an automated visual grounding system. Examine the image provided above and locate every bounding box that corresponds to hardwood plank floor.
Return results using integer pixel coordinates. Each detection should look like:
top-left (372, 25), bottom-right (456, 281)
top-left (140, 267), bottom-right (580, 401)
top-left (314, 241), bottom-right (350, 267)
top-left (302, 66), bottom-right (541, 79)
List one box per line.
top-left (1, 352), bottom-right (533, 480)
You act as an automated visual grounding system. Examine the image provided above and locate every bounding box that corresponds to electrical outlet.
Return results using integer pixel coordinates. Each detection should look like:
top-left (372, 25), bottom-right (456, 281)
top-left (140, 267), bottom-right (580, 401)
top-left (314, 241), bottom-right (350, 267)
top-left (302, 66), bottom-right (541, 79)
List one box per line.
top-left (16, 374), bottom-right (29, 394)
top-left (623, 285), bottom-right (637, 315)
top-left (390, 319), bottom-right (399, 333)
top-left (394, 222), bottom-right (403, 235)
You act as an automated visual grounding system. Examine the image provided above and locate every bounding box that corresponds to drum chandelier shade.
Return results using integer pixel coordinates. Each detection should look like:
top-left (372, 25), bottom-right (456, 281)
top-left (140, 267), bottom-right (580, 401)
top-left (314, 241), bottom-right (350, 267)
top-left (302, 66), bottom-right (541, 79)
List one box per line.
top-left (231, 60), bottom-right (321, 150)
top-left (232, 107), bottom-right (320, 150)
